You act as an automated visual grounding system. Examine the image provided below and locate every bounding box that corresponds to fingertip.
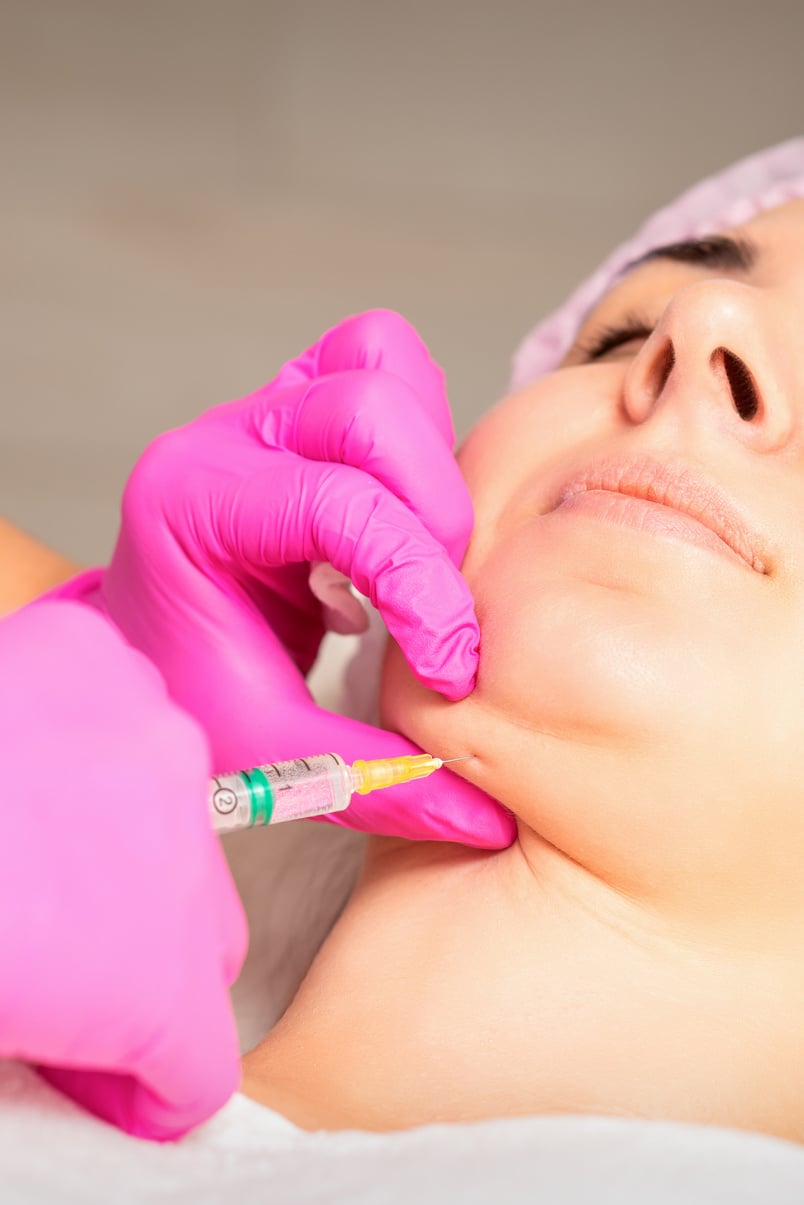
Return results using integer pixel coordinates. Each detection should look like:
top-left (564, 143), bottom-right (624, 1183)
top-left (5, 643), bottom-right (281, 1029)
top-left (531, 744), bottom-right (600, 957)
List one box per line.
top-left (407, 626), bottom-right (479, 702)
top-left (316, 310), bottom-right (454, 446)
top-left (434, 803), bottom-right (518, 850)
top-left (318, 309), bottom-right (420, 374)
top-left (481, 809), bottom-right (518, 849)
top-left (421, 665), bottom-right (477, 703)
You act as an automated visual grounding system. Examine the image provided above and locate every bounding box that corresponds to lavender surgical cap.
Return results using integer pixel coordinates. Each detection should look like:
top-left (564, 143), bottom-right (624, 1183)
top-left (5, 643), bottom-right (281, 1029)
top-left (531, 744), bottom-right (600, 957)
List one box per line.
top-left (510, 138), bottom-right (804, 392)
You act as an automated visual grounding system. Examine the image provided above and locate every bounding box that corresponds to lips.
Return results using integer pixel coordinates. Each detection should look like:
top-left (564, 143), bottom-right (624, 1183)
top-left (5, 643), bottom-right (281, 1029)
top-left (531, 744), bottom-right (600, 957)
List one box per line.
top-left (551, 455), bottom-right (767, 574)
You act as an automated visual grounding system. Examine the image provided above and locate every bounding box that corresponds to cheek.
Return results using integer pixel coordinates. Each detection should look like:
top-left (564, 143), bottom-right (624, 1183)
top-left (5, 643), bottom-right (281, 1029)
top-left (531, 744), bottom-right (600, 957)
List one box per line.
top-left (457, 372), bottom-right (615, 518)
top-left (467, 529), bottom-right (672, 745)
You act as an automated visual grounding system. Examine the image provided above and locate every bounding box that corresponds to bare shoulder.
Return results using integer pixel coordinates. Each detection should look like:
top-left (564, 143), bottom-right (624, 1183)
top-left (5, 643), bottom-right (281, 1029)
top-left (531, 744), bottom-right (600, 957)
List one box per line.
top-left (0, 517), bottom-right (80, 616)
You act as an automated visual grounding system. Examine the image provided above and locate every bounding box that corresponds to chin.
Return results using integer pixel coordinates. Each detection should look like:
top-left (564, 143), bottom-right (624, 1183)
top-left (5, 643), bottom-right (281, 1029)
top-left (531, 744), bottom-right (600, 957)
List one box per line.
top-left (459, 511), bottom-right (730, 750)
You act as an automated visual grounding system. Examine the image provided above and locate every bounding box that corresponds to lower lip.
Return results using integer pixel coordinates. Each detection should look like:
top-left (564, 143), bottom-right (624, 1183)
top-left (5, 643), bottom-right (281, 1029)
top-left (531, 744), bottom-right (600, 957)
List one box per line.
top-left (551, 490), bottom-right (750, 568)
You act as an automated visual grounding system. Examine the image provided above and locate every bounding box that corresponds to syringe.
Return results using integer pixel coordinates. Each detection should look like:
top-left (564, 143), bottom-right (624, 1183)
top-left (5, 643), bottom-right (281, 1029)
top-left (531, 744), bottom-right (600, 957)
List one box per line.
top-left (209, 752), bottom-right (472, 834)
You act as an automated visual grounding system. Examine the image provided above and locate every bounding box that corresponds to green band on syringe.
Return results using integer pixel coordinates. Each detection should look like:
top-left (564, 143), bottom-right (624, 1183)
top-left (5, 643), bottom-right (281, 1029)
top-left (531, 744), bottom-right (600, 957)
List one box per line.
top-left (241, 767), bottom-right (275, 826)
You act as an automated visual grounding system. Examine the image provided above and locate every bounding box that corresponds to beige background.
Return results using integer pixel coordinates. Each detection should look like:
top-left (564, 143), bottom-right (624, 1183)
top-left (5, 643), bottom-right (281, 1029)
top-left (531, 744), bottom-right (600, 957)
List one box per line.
top-left (1, 0), bottom-right (801, 564)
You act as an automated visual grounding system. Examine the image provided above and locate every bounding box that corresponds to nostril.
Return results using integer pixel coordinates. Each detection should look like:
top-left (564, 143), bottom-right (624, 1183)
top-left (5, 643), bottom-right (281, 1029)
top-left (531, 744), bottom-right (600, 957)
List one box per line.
top-left (713, 347), bottom-right (760, 421)
top-left (641, 337), bottom-right (675, 402)
top-left (655, 340), bottom-right (675, 395)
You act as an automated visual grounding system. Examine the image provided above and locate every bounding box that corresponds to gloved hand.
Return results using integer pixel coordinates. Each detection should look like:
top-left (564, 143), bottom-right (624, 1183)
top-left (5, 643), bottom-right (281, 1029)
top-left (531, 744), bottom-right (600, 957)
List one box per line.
top-left (64, 310), bottom-right (514, 847)
top-left (0, 600), bottom-right (247, 1140)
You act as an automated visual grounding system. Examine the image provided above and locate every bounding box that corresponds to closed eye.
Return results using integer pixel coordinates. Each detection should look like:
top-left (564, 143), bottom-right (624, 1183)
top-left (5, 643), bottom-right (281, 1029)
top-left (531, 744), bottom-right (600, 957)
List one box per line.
top-left (576, 317), bottom-right (654, 362)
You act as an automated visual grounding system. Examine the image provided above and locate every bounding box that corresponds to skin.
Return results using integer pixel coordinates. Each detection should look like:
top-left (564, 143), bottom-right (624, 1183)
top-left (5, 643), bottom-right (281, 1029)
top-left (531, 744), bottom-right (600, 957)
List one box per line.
top-left (0, 519), bottom-right (79, 616)
top-left (242, 199), bottom-right (804, 1142)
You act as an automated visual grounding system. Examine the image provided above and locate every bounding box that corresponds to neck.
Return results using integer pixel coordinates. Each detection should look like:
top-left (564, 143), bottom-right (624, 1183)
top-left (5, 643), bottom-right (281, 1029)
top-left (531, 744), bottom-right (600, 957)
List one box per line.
top-left (242, 828), bottom-right (802, 1140)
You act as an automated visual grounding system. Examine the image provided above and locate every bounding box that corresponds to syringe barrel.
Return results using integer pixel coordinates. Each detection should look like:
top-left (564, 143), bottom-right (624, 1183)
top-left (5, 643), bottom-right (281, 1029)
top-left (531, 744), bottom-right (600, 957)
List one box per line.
top-left (209, 753), bottom-right (353, 833)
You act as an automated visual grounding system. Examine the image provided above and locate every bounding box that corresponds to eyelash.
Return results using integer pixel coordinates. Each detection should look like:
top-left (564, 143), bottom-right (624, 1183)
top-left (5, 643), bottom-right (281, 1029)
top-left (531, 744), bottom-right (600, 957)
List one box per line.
top-left (576, 316), bottom-right (654, 362)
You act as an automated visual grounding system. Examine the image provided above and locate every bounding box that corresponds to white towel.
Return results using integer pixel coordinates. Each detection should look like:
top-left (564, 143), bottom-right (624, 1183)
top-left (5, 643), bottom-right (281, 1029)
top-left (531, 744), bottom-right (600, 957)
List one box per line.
top-left (4, 1058), bottom-right (804, 1204)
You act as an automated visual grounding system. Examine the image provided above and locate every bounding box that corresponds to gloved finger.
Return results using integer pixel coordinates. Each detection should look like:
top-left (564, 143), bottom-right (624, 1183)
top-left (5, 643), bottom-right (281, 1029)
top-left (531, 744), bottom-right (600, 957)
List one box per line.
top-left (301, 706), bottom-right (516, 848)
top-left (128, 918), bottom-right (243, 1141)
top-left (267, 309), bottom-right (455, 447)
top-left (258, 367), bottom-right (474, 566)
top-left (40, 964), bottom-right (242, 1141)
top-left (225, 451), bottom-right (480, 700)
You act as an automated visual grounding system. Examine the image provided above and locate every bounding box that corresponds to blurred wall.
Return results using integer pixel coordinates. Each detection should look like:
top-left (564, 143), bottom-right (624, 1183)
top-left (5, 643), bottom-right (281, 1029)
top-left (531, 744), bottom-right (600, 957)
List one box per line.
top-left (1, 0), bottom-right (801, 562)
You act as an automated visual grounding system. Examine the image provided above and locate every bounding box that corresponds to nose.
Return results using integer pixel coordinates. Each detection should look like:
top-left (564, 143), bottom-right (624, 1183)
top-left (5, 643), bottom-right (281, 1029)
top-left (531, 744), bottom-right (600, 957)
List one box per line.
top-left (622, 278), bottom-right (797, 451)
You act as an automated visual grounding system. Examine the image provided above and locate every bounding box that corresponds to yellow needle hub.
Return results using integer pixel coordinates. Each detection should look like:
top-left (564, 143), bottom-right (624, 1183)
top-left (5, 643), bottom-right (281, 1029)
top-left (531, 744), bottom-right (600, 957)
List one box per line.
top-left (350, 753), bottom-right (473, 795)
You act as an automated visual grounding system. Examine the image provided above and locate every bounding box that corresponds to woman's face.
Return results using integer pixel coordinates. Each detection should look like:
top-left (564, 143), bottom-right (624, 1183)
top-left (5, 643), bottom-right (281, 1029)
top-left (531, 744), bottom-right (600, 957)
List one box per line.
top-left (383, 199), bottom-right (804, 928)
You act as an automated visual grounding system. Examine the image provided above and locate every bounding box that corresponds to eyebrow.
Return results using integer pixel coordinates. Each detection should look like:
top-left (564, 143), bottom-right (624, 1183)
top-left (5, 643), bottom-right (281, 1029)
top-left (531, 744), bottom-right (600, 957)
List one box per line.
top-left (619, 233), bottom-right (759, 279)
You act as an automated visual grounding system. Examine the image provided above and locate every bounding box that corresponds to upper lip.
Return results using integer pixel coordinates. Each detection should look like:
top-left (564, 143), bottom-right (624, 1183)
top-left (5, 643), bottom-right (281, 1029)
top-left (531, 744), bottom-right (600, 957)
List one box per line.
top-left (551, 455), bottom-right (768, 574)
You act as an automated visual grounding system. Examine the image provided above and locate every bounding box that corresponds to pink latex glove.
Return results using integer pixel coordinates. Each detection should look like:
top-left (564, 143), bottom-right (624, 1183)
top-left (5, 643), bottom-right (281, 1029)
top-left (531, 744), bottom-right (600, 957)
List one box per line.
top-left (70, 310), bottom-right (514, 846)
top-left (0, 600), bottom-right (246, 1140)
